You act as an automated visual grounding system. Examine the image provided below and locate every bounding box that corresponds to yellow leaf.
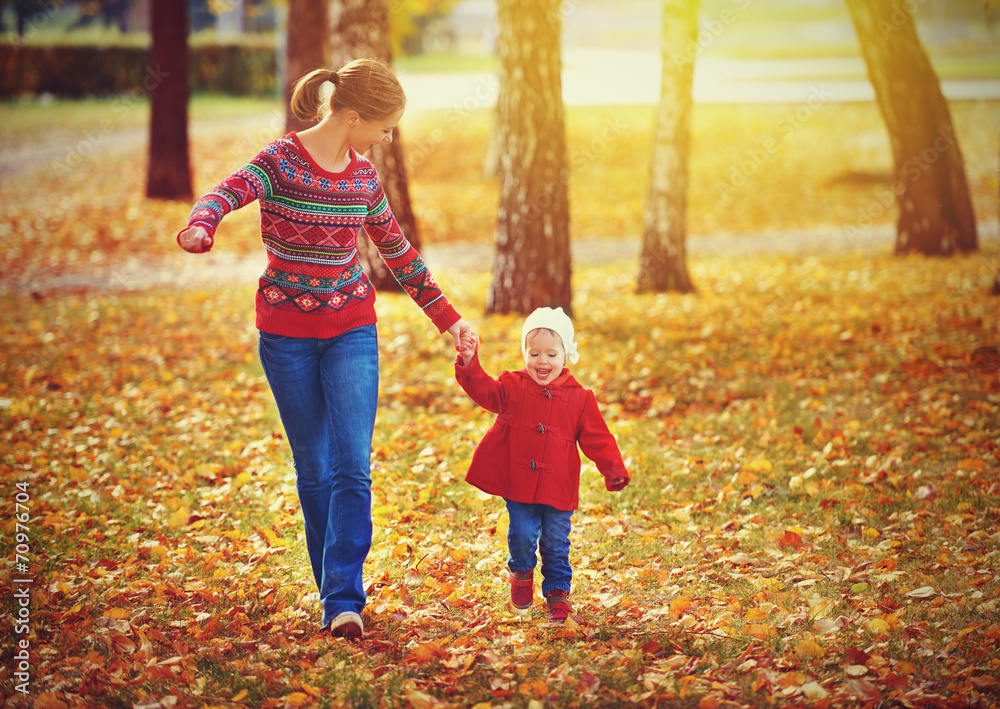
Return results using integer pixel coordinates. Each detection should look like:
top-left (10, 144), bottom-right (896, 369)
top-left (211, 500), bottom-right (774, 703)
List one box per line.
top-left (231, 689), bottom-right (248, 702)
top-left (867, 618), bottom-right (890, 634)
top-left (167, 507), bottom-right (190, 528)
top-left (104, 608), bottom-right (130, 619)
top-left (795, 636), bottom-right (825, 659)
top-left (746, 459), bottom-right (773, 473)
top-left (285, 692), bottom-right (311, 708)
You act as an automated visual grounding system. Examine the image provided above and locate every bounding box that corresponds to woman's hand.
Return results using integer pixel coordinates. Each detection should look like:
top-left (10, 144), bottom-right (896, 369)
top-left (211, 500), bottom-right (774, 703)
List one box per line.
top-left (177, 226), bottom-right (213, 253)
top-left (446, 318), bottom-right (474, 352)
top-left (458, 329), bottom-right (479, 366)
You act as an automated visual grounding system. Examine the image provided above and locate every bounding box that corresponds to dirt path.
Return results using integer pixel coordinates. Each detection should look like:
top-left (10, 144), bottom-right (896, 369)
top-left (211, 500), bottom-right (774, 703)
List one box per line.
top-left (2, 113), bottom-right (996, 295)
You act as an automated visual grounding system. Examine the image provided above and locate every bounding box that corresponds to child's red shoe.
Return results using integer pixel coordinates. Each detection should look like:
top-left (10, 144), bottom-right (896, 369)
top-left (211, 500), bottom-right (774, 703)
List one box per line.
top-left (545, 589), bottom-right (576, 622)
top-left (510, 570), bottom-right (534, 611)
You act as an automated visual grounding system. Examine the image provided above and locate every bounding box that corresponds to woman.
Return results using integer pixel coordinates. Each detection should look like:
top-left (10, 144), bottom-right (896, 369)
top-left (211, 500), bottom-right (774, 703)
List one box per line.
top-left (177, 58), bottom-right (472, 639)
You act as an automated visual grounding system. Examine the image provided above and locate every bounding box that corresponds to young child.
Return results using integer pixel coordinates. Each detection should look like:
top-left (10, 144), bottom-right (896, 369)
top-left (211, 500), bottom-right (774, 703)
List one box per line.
top-left (455, 307), bottom-right (630, 622)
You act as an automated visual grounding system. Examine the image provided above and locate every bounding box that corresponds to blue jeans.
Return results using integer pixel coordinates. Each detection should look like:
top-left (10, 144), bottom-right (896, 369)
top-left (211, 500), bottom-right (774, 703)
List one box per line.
top-left (258, 325), bottom-right (378, 626)
top-left (504, 499), bottom-right (574, 595)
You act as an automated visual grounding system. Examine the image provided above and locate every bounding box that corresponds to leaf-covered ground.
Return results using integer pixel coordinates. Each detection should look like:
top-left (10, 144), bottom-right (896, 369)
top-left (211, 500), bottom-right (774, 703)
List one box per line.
top-left (1, 246), bottom-right (998, 708)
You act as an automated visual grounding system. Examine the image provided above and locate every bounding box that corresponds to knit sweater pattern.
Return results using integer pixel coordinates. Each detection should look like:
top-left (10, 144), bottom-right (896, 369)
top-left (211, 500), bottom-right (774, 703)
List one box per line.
top-left (183, 133), bottom-right (460, 338)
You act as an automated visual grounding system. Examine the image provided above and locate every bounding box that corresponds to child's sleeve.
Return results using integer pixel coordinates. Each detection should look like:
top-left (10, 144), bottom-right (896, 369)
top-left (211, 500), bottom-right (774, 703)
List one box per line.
top-left (578, 391), bottom-right (630, 489)
top-left (454, 350), bottom-right (507, 414)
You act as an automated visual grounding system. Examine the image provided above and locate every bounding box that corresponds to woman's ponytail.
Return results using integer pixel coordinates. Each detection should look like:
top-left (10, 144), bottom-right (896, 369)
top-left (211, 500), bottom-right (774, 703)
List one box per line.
top-left (289, 58), bottom-right (405, 125)
top-left (290, 68), bottom-right (335, 123)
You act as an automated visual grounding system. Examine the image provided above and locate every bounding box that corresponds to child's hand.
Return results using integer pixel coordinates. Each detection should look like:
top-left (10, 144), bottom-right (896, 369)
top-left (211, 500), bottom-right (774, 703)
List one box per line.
top-left (606, 476), bottom-right (629, 492)
top-left (458, 330), bottom-right (479, 366)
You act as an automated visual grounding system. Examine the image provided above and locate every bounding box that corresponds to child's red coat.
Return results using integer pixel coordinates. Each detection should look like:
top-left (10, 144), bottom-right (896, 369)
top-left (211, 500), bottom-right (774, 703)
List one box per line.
top-left (455, 351), bottom-right (629, 511)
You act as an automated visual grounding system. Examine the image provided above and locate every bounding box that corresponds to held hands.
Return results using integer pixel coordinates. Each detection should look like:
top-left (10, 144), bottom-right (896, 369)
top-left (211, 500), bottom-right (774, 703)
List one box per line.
top-left (177, 226), bottom-right (213, 253)
top-left (458, 329), bottom-right (479, 366)
top-left (446, 319), bottom-right (478, 364)
top-left (606, 476), bottom-right (629, 492)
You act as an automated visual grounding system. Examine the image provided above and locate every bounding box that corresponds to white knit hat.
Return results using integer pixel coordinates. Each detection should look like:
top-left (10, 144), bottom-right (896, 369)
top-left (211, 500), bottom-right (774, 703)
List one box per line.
top-left (521, 306), bottom-right (579, 365)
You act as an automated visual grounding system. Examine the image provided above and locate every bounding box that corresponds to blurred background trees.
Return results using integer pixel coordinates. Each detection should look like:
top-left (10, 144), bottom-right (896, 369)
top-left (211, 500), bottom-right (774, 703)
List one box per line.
top-left (4, 0), bottom-right (997, 299)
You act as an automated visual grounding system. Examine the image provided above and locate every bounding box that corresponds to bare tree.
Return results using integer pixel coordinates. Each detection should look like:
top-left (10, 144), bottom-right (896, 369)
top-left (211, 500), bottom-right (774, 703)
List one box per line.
top-left (845, 0), bottom-right (977, 255)
top-left (285, 0), bottom-right (328, 133)
top-left (487, 0), bottom-right (571, 316)
top-left (328, 0), bottom-right (421, 292)
top-left (637, 0), bottom-right (698, 294)
top-left (146, 0), bottom-right (191, 200)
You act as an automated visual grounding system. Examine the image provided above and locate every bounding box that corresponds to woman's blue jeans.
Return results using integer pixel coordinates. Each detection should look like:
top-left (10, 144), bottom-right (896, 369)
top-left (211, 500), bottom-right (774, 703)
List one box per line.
top-left (504, 499), bottom-right (573, 595)
top-left (258, 325), bottom-right (378, 627)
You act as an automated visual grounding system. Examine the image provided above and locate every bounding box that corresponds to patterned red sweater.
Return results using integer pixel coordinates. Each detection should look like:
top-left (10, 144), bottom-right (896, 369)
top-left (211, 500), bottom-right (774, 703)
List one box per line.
top-left (181, 133), bottom-right (460, 338)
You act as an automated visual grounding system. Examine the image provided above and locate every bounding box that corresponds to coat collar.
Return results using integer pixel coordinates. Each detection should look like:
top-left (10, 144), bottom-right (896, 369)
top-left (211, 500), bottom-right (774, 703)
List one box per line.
top-left (512, 368), bottom-right (580, 389)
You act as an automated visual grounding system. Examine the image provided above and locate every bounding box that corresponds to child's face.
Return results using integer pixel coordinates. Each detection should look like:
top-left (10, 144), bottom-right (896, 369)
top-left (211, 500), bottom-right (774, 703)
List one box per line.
top-left (524, 329), bottom-right (566, 386)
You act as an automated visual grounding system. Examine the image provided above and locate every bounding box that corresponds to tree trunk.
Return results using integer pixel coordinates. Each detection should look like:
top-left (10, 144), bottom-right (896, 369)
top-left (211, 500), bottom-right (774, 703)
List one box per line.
top-left (994, 139), bottom-right (999, 296)
top-left (845, 0), bottom-right (977, 255)
top-left (146, 0), bottom-right (192, 200)
top-left (329, 0), bottom-right (420, 293)
top-left (637, 0), bottom-right (698, 295)
top-left (487, 0), bottom-right (571, 316)
top-left (285, 0), bottom-right (327, 133)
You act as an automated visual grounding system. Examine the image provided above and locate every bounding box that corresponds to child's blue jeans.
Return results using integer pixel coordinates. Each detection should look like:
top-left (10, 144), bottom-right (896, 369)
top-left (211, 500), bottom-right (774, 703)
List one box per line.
top-left (258, 325), bottom-right (379, 627)
top-left (504, 499), bottom-right (574, 595)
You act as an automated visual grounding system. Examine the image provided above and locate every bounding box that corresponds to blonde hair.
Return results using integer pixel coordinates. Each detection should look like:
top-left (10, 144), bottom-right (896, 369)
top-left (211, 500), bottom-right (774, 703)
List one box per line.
top-left (289, 58), bottom-right (406, 124)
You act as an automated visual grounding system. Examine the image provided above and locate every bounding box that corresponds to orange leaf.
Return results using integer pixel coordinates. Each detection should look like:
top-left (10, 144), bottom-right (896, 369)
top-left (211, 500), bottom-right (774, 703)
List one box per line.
top-left (406, 641), bottom-right (446, 664)
top-left (779, 530), bottom-right (802, 549)
top-left (670, 597), bottom-right (692, 618)
top-left (103, 608), bottom-right (130, 620)
top-left (745, 624), bottom-right (776, 639)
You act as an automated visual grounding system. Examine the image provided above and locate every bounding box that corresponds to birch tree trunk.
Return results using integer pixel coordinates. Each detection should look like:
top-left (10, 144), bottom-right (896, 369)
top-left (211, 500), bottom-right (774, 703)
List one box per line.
top-left (845, 0), bottom-right (977, 255)
top-left (328, 0), bottom-right (421, 292)
top-left (487, 0), bottom-right (572, 316)
top-left (285, 0), bottom-right (327, 134)
top-left (637, 0), bottom-right (698, 294)
top-left (994, 139), bottom-right (999, 295)
top-left (146, 0), bottom-right (191, 200)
